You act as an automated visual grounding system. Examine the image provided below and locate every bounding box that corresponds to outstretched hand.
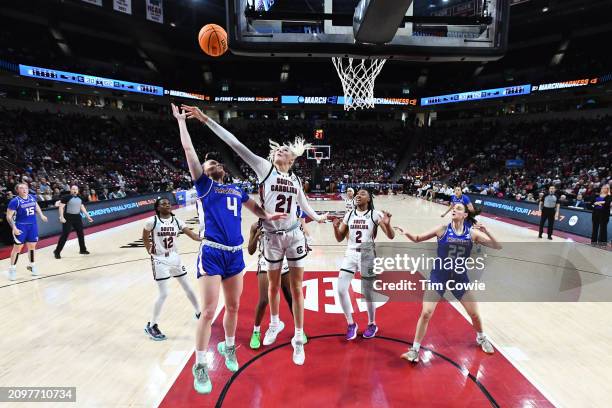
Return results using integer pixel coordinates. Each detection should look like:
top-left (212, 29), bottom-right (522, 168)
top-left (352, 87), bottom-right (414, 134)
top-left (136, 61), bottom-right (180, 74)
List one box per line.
top-left (317, 212), bottom-right (330, 223)
top-left (181, 105), bottom-right (209, 123)
top-left (393, 226), bottom-right (404, 234)
top-left (380, 210), bottom-right (392, 225)
top-left (171, 103), bottom-right (187, 121)
top-left (266, 212), bottom-right (289, 222)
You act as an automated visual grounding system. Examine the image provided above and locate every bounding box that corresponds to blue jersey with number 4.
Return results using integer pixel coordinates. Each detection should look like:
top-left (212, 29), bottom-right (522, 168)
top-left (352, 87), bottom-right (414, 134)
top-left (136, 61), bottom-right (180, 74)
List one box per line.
top-left (195, 174), bottom-right (249, 247)
top-left (8, 194), bottom-right (38, 224)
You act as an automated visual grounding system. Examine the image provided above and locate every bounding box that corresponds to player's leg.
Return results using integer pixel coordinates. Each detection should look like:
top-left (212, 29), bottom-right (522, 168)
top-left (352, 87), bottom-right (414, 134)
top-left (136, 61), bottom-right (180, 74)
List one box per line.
top-left (175, 270), bottom-right (200, 319)
top-left (251, 269), bottom-right (269, 349)
top-left (280, 264), bottom-right (293, 311)
top-left (361, 276), bottom-right (379, 339)
top-left (263, 267), bottom-right (285, 345)
top-left (193, 274), bottom-right (221, 394)
top-left (401, 297), bottom-right (439, 363)
top-left (26, 241), bottom-right (38, 276)
top-left (8, 241), bottom-right (23, 281)
top-left (73, 216), bottom-right (88, 253)
top-left (288, 265), bottom-right (306, 365)
top-left (338, 269), bottom-right (357, 340)
top-left (146, 277), bottom-right (169, 340)
top-left (460, 291), bottom-right (494, 354)
top-left (218, 271), bottom-right (244, 372)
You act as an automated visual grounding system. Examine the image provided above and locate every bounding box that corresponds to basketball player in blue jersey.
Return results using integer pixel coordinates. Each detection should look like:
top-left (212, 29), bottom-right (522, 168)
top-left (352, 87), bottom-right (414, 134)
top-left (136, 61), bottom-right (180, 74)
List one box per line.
top-left (394, 203), bottom-right (502, 363)
top-left (182, 104), bottom-right (328, 366)
top-left (441, 186), bottom-right (475, 219)
top-left (172, 104), bottom-right (286, 395)
top-left (5, 183), bottom-right (48, 281)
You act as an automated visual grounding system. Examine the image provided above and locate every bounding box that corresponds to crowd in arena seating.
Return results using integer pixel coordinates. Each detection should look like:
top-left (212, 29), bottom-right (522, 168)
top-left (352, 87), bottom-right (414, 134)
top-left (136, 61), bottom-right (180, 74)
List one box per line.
top-left (0, 109), bottom-right (190, 209)
top-left (401, 117), bottom-right (611, 208)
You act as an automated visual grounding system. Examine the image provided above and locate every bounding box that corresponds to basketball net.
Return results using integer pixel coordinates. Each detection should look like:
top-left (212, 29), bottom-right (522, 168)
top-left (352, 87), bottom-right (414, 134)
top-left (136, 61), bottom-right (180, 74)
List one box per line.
top-left (332, 57), bottom-right (387, 111)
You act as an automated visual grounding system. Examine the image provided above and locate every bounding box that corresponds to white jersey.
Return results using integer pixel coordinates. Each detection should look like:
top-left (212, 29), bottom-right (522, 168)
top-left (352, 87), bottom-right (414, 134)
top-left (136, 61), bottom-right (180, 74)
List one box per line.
top-left (259, 167), bottom-right (303, 231)
top-left (345, 197), bottom-right (355, 212)
top-left (342, 209), bottom-right (382, 251)
top-left (195, 199), bottom-right (205, 238)
top-left (144, 215), bottom-right (186, 257)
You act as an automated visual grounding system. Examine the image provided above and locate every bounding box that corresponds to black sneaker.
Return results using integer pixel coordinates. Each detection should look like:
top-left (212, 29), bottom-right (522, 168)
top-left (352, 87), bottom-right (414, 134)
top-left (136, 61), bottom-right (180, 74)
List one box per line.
top-left (54, 251), bottom-right (61, 259)
top-left (145, 322), bottom-right (163, 341)
top-left (80, 250), bottom-right (90, 255)
top-left (152, 323), bottom-right (167, 340)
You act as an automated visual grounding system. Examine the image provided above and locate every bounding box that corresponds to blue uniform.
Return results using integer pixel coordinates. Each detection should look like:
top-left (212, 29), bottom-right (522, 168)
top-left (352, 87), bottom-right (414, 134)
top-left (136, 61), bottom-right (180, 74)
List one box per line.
top-left (430, 222), bottom-right (473, 300)
top-left (450, 194), bottom-right (473, 226)
top-left (194, 174), bottom-right (249, 279)
top-left (8, 194), bottom-right (39, 244)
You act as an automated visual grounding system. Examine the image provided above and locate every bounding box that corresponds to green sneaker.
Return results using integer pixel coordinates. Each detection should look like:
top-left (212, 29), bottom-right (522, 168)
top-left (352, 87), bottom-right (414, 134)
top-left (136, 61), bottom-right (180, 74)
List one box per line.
top-left (192, 363), bottom-right (212, 394)
top-left (217, 341), bottom-right (239, 372)
top-left (303, 332), bottom-right (308, 344)
top-left (250, 331), bottom-right (261, 349)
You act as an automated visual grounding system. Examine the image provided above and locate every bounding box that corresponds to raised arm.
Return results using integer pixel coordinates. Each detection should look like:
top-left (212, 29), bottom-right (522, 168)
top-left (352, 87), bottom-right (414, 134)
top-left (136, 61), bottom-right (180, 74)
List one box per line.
top-left (471, 224), bottom-right (502, 250)
top-left (181, 105), bottom-right (272, 181)
top-left (172, 103), bottom-right (203, 181)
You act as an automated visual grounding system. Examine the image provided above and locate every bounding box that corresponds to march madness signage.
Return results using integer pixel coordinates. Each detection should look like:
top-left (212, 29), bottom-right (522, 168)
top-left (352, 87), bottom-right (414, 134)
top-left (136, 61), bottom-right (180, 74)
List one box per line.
top-left (146, 0), bottom-right (163, 24)
top-left (38, 192), bottom-right (175, 239)
top-left (469, 195), bottom-right (608, 239)
top-left (113, 0), bottom-right (132, 14)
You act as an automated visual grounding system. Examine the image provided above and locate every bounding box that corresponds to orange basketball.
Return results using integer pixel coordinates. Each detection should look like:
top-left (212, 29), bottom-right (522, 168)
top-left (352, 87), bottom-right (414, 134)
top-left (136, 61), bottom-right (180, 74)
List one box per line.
top-left (198, 24), bottom-right (228, 57)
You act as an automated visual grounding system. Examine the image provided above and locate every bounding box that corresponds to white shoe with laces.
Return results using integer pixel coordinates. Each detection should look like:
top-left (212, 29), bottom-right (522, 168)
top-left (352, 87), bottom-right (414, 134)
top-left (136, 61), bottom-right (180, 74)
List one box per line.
top-left (27, 265), bottom-right (39, 276)
top-left (263, 320), bottom-right (285, 346)
top-left (8, 267), bottom-right (16, 281)
top-left (291, 336), bottom-right (305, 365)
top-left (477, 335), bottom-right (495, 354)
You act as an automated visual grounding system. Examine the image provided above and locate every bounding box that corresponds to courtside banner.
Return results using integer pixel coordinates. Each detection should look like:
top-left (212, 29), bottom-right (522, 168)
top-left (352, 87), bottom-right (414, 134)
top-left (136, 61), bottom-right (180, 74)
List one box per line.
top-left (113, 0), bottom-right (132, 14)
top-left (38, 192), bottom-right (175, 238)
top-left (468, 194), bottom-right (609, 239)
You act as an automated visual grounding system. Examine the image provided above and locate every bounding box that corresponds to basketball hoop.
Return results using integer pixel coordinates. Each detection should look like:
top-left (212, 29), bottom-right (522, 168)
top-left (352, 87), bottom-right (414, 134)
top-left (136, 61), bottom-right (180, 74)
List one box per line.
top-left (332, 57), bottom-right (387, 111)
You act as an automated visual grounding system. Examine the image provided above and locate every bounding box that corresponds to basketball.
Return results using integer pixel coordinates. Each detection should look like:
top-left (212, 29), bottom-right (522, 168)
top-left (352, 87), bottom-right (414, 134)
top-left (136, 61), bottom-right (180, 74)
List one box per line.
top-left (198, 24), bottom-right (228, 57)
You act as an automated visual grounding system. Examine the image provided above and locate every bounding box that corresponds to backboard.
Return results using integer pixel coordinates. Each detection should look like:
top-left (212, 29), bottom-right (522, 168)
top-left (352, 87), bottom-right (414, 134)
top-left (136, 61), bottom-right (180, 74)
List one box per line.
top-left (227, 0), bottom-right (509, 61)
top-left (306, 145), bottom-right (331, 160)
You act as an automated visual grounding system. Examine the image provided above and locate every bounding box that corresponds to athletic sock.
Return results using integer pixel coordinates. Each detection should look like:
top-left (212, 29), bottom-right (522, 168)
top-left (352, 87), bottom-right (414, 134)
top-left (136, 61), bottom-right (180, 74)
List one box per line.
top-left (477, 332), bottom-right (485, 341)
top-left (270, 314), bottom-right (280, 326)
top-left (225, 336), bottom-right (235, 347)
top-left (196, 350), bottom-right (207, 365)
top-left (13, 253), bottom-right (19, 265)
top-left (294, 328), bottom-right (303, 342)
top-left (413, 342), bottom-right (421, 351)
top-left (29, 250), bottom-right (34, 263)
top-left (253, 325), bottom-right (260, 333)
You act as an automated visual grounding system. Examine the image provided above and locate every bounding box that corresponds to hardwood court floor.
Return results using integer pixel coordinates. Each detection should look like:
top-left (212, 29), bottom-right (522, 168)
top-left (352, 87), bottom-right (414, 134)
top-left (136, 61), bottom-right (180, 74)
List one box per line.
top-left (1, 195), bottom-right (610, 407)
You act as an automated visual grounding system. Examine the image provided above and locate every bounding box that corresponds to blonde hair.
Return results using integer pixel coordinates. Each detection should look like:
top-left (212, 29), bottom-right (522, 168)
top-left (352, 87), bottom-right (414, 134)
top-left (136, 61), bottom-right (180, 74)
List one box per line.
top-left (268, 136), bottom-right (312, 163)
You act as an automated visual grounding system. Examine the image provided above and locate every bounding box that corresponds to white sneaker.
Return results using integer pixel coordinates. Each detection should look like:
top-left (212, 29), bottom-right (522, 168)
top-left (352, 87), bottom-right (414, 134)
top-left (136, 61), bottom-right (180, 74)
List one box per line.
top-left (477, 335), bottom-right (494, 354)
top-left (291, 337), bottom-right (305, 365)
top-left (27, 265), bottom-right (39, 276)
top-left (263, 321), bottom-right (285, 346)
top-left (8, 267), bottom-right (16, 281)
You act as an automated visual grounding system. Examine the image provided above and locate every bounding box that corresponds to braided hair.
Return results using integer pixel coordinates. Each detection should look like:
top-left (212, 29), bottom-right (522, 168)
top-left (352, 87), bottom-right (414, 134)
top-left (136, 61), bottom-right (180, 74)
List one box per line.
top-left (154, 197), bottom-right (174, 218)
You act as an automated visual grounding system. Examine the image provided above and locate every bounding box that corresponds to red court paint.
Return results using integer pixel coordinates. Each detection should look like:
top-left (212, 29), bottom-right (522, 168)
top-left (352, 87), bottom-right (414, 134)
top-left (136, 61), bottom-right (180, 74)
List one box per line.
top-left (160, 271), bottom-right (552, 408)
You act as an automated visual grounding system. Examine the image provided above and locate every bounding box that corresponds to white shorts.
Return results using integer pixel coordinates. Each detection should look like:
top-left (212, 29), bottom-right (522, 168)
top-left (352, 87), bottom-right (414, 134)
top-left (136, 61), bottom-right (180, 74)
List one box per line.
top-left (257, 255), bottom-right (290, 275)
top-left (151, 253), bottom-right (187, 281)
top-left (340, 249), bottom-right (376, 278)
top-left (262, 228), bottom-right (307, 269)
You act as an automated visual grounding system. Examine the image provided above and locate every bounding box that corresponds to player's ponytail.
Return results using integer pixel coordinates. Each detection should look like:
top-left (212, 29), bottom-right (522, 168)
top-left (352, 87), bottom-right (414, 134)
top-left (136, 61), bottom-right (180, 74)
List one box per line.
top-left (466, 207), bottom-right (481, 225)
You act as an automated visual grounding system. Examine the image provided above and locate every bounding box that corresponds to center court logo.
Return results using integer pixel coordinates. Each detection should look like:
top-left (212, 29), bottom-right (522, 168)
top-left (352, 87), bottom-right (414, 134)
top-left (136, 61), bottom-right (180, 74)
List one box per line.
top-left (302, 277), bottom-right (388, 314)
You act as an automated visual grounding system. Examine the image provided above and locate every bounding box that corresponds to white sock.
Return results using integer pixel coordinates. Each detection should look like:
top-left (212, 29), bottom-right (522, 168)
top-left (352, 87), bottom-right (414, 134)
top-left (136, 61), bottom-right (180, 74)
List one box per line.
top-left (29, 262), bottom-right (35, 266)
top-left (253, 325), bottom-right (260, 333)
top-left (413, 342), bottom-right (421, 351)
top-left (196, 350), bottom-right (207, 365)
top-left (8, 265), bottom-right (16, 271)
top-left (270, 314), bottom-right (280, 326)
top-left (294, 327), bottom-right (303, 341)
top-left (225, 336), bottom-right (235, 347)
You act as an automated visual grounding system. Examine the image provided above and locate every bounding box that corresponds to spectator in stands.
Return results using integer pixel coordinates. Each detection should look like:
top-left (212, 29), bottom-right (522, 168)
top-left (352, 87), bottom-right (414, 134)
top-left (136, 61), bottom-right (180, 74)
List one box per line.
top-left (88, 189), bottom-right (99, 202)
top-left (526, 193), bottom-right (536, 202)
top-left (572, 194), bottom-right (586, 208)
top-left (99, 188), bottom-right (109, 201)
